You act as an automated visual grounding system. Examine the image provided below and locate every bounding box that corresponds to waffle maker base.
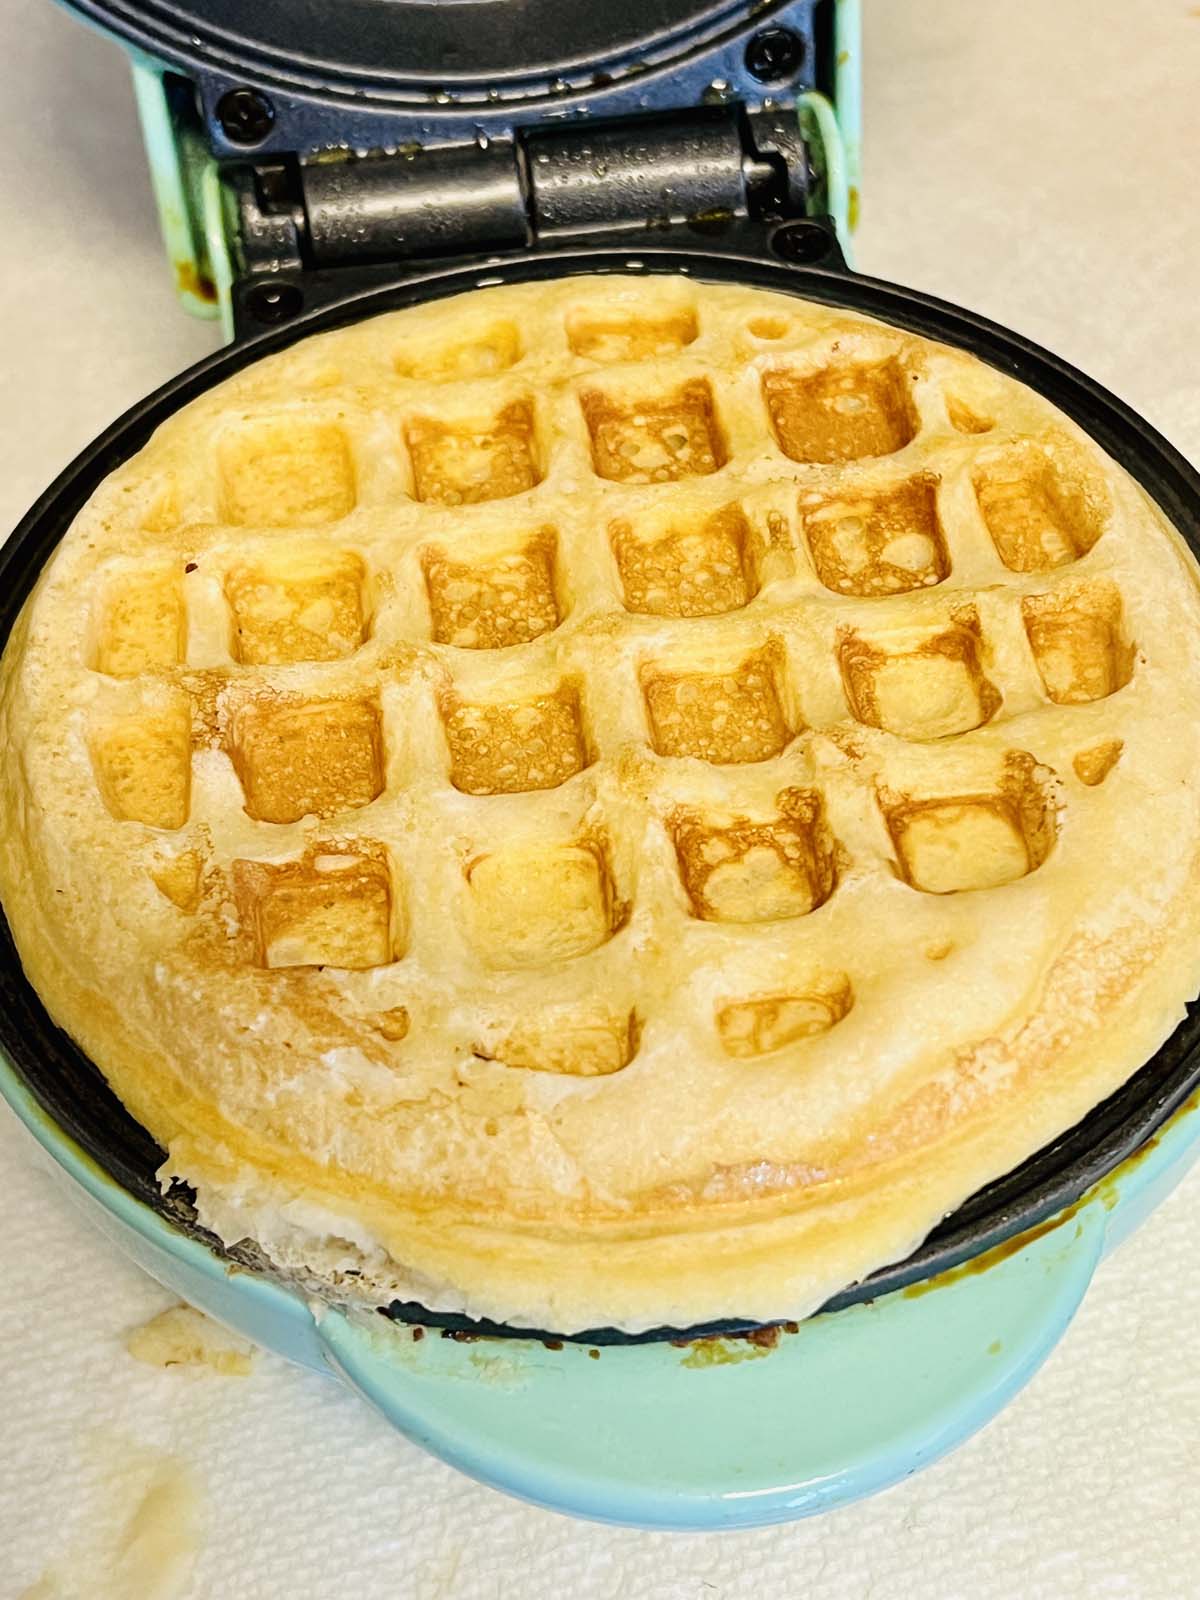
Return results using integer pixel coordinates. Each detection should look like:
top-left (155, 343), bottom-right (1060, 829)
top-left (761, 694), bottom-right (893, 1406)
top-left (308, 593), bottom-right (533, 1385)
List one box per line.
top-left (4, 246), bottom-right (1200, 1526)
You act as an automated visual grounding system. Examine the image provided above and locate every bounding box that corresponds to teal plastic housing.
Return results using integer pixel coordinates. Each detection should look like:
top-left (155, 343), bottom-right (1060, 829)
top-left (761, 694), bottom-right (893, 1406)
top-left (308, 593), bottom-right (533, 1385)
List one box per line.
top-left (4, 1043), bottom-right (1196, 1529)
top-left (121, 0), bottom-right (862, 338)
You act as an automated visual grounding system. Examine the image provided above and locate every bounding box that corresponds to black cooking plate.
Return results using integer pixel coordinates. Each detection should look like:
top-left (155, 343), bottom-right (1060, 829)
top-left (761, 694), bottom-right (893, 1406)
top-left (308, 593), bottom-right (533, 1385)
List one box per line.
top-left (5, 245), bottom-right (1200, 1345)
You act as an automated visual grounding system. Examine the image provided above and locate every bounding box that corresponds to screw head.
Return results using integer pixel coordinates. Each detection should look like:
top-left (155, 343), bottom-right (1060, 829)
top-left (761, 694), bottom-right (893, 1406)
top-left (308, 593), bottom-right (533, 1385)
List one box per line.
top-left (744, 26), bottom-right (805, 85)
top-left (769, 219), bottom-right (834, 265)
top-left (217, 87), bottom-right (275, 145)
top-left (243, 280), bottom-right (304, 325)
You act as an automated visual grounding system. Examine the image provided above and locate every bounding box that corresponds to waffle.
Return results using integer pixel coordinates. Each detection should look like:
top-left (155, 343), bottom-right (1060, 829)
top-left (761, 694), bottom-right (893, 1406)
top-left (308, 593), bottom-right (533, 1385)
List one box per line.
top-left (4, 273), bottom-right (1200, 1334)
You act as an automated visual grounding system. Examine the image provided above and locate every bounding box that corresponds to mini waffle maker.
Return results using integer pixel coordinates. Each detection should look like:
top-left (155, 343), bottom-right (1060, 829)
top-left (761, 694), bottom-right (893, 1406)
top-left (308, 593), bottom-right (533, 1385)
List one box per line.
top-left (4, 0), bottom-right (1200, 1528)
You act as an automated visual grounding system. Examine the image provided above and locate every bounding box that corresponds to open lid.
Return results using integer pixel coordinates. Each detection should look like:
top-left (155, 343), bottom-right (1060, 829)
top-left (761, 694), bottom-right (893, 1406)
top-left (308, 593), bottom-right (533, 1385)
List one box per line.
top-left (64, 0), bottom-right (822, 113)
top-left (60, 0), bottom-right (860, 336)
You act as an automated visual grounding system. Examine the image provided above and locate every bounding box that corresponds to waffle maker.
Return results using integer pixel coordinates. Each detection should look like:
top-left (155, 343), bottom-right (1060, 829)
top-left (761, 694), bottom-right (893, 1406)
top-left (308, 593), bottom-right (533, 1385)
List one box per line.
top-left (4, 0), bottom-right (1200, 1528)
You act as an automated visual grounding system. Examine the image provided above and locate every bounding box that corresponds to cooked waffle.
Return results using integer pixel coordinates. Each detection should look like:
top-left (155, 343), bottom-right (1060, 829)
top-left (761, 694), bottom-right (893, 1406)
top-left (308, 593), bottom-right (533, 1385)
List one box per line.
top-left (4, 274), bottom-right (1200, 1334)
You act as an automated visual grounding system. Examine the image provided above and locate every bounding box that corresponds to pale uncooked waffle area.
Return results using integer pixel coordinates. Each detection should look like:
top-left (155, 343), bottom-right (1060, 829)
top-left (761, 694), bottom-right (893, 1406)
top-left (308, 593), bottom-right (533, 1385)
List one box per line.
top-left (5, 274), bottom-right (1200, 1333)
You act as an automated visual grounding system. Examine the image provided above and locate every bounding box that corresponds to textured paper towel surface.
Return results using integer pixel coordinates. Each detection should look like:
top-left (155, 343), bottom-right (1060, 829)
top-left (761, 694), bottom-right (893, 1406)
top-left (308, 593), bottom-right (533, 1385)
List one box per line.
top-left (2, 1), bottom-right (1200, 1594)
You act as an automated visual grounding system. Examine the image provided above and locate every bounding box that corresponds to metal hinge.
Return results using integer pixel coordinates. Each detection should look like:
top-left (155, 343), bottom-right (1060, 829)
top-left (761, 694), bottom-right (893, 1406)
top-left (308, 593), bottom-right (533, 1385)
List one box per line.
top-left (226, 104), bottom-right (827, 332)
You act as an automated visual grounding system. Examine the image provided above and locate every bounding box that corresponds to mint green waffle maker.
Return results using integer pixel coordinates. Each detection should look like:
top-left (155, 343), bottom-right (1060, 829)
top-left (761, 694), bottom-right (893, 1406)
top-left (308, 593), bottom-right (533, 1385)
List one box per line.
top-left (4, 0), bottom-right (1200, 1528)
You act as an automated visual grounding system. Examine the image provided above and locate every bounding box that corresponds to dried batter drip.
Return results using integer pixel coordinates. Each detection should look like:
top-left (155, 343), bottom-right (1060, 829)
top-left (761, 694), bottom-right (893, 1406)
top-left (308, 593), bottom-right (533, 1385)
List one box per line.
top-left (3, 274), bottom-right (1200, 1334)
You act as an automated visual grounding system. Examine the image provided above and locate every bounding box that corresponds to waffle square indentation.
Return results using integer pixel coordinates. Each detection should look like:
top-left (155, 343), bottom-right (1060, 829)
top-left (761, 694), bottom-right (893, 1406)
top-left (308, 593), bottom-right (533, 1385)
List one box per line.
top-left (839, 616), bottom-right (1000, 740)
top-left (800, 475), bottom-right (949, 597)
top-left (422, 531), bottom-right (560, 649)
top-left (642, 645), bottom-right (791, 764)
top-left (882, 756), bottom-right (1056, 894)
top-left (581, 381), bottom-right (726, 484)
top-left (229, 696), bottom-right (384, 824)
top-left (611, 504), bottom-right (758, 618)
top-left (395, 321), bottom-right (521, 380)
top-left (442, 684), bottom-right (589, 795)
top-left (566, 307), bottom-right (698, 363)
top-left (90, 703), bottom-right (191, 829)
top-left (716, 974), bottom-right (853, 1057)
top-left (474, 1008), bottom-right (638, 1076)
top-left (670, 790), bottom-right (837, 922)
top-left (405, 401), bottom-right (541, 505)
top-left (467, 841), bottom-right (617, 968)
top-left (1022, 583), bottom-right (1134, 703)
top-left (973, 441), bottom-right (1107, 572)
top-left (224, 548), bottom-right (367, 665)
top-left (763, 357), bottom-right (918, 464)
top-left (92, 567), bottom-right (186, 677)
top-left (218, 420), bottom-right (356, 527)
top-left (234, 850), bottom-right (394, 969)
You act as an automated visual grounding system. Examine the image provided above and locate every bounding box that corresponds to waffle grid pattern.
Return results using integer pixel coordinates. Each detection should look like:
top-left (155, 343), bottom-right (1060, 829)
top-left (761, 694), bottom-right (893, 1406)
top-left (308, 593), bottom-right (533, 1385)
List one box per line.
top-left (79, 280), bottom-right (1140, 1074)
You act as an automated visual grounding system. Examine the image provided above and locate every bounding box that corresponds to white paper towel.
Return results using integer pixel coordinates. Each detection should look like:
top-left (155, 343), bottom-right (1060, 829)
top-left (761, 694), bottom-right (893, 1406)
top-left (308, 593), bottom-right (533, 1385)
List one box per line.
top-left (3, 2), bottom-right (1200, 1595)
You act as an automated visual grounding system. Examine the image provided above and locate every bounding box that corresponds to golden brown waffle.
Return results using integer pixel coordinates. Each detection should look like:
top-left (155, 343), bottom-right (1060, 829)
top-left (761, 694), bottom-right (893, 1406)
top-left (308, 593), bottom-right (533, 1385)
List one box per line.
top-left (4, 274), bottom-right (1200, 1333)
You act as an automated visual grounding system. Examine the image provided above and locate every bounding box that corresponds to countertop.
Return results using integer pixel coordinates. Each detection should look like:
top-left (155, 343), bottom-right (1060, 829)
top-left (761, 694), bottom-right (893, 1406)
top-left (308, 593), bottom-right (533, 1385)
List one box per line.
top-left (2, 2), bottom-right (1200, 1595)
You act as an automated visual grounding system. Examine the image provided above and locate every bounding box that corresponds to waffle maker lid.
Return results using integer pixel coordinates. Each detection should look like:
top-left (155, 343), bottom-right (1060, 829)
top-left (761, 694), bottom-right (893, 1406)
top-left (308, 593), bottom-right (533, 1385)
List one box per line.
top-left (60, 0), bottom-right (815, 105)
top-left (62, 0), bottom-right (838, 336)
